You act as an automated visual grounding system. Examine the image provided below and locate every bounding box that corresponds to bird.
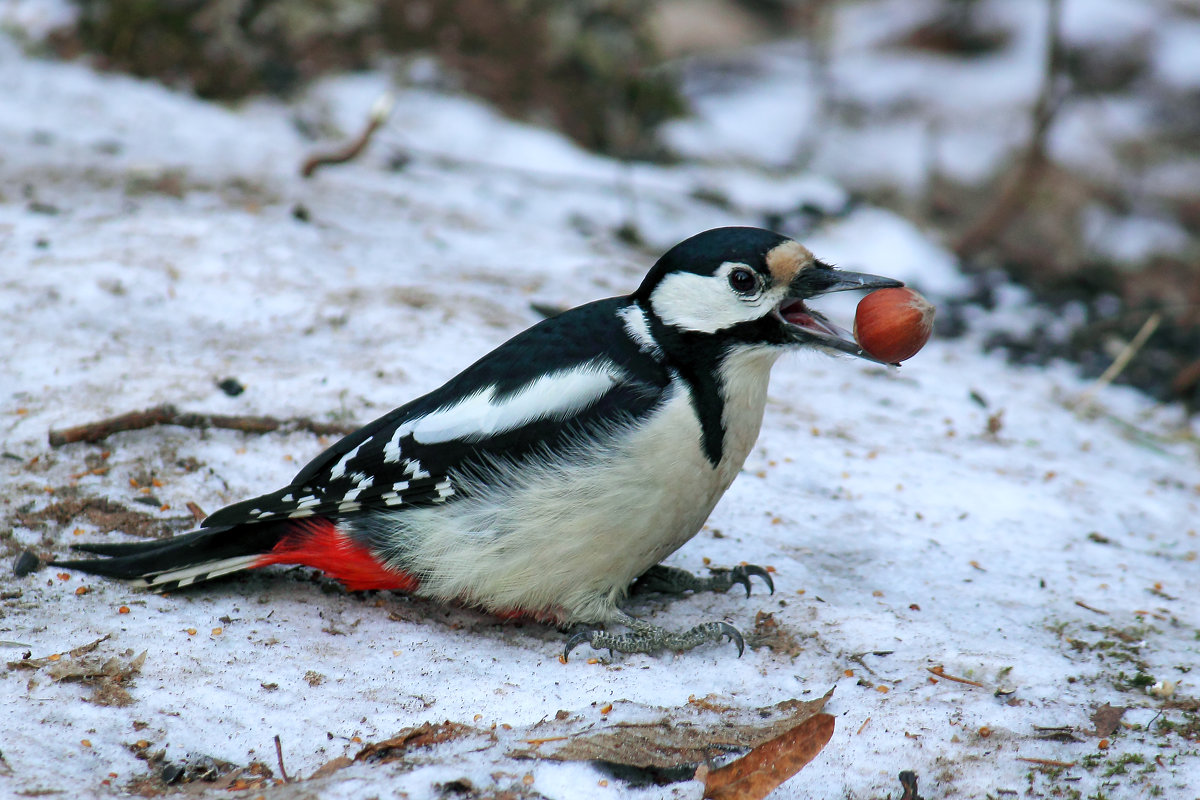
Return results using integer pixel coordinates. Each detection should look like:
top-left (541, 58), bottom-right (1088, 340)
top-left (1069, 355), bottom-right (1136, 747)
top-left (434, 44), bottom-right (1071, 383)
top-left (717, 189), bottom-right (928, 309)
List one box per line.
top-left (53, 226), bottom-right (902, 659)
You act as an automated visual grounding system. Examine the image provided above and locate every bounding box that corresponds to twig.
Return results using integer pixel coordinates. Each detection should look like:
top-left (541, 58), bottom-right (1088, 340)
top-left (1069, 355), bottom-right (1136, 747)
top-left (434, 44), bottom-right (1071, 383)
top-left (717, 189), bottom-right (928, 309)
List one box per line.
top-left (1018, 757), bottom-right (1076, 768)
top-left (927, 665), bottom-right (985, 687)
top-left (274, 734), bottom-right (290, 783)
top-left (848, 649), bottom-right (894, 677)
top-left (185, 502), bottom-right (208, 524)
top-left (301, 92), bottom-right (394, 178)
top-left (1074, 599), bottom-right (1109, 615)
top-left (48, 404), bottom-right (357, 447)
top-left (1074, 312), bottom-right (1163, 411)
top-left (953, 0), bottom-right (1064, 259)
top-left (522, 736), bottom-right (569, 746)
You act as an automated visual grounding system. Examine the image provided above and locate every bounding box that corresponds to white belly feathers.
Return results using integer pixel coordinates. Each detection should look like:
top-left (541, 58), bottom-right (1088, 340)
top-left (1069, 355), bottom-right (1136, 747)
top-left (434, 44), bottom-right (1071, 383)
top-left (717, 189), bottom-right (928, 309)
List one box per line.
top-left (372, 347), bottom-right (780, 625)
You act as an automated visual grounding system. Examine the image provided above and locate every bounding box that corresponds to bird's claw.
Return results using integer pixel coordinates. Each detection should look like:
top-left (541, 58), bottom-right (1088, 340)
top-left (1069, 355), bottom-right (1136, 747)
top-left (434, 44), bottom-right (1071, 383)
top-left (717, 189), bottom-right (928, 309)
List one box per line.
top-left (727, 564), bottom-right (774, 598)
top-left (717, 621), bottom-right (745, 657)
top-left (632, 563), bottom-right (775, 598)
top-left (562, 628), bottom-right (594, 662)
top-left (561, 619), bottom-right (744, 660)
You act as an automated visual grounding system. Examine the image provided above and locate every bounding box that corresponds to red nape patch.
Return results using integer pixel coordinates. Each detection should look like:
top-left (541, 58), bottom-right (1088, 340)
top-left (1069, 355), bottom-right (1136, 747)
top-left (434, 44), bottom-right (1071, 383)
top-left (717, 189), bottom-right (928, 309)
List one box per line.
top-left (253, 518), bottom-right (419, 593)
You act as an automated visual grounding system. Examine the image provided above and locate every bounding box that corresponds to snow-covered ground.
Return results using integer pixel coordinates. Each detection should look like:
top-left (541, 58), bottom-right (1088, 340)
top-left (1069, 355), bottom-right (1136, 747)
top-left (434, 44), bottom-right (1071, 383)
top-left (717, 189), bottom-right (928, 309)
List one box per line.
top-left (2, 18), bottom-right (1199, 800)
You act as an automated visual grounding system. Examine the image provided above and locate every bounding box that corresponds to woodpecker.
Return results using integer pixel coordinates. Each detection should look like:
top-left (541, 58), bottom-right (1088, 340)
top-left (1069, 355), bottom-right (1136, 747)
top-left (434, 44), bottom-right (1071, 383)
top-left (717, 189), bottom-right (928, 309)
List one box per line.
top-left (54, 227), bottom-right (902, 659)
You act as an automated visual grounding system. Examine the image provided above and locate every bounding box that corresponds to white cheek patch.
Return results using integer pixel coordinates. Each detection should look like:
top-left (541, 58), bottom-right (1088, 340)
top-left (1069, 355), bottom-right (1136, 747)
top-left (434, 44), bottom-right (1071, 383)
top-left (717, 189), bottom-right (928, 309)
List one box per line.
top-left (406, 360), bottom-right (623, 445)
top-left (651, 265), bottom-right (783, 334)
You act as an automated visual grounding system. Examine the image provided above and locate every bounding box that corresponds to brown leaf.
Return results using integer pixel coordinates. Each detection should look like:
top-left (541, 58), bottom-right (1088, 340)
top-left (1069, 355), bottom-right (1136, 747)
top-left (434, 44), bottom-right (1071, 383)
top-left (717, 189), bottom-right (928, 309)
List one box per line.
top-left (355, 722), bottom-right (482, 764)
top-left (9, 639), bottom-right (145, 707)
top-left (1089, 704), bottom-right (1126, 738)
top-left (309, 756), bottom-right (353, 780)
top-left (7, 634), bottom-right (111, 670)
top-left (703, 713), bottom-right (835, 800)
top-left (512, 691), bottom-right (834, 769)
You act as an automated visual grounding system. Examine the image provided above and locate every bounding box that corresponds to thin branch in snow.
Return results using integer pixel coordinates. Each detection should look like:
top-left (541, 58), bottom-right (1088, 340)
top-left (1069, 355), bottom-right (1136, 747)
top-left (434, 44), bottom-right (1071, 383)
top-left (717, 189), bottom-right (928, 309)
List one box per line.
top-left (301, 93), bottom-right (394, 178)
top-left (48, 404), bottom-right (358, 447)
top-left (274, 735), bottom-right (291, 783)
top-left (926, 665), bottom-right (985, 687)
top-left (952, 0), bottom-right (1065, 259)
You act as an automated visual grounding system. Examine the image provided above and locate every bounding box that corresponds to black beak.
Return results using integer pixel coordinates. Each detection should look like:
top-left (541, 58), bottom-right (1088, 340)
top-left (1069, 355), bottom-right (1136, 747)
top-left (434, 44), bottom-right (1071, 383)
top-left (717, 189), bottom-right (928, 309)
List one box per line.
top-left (797, 267), bottom-right (904, 298)
top-left (778, 267), bottom-right (905, 365)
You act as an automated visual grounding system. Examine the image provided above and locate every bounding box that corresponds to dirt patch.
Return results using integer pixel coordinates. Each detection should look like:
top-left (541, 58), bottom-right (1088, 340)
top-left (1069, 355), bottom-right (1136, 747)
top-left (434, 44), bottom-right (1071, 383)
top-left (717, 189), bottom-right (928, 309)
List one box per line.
top-left (17, 496), bottom-right (192, 539)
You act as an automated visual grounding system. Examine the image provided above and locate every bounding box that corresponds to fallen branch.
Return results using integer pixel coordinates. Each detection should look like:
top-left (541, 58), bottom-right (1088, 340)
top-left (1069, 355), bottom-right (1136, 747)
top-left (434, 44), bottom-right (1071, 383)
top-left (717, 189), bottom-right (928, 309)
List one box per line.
top-left (1074, 312), bottom-right (1162, 412)
top-left (927, 665), bottom-right (985, 687)
top-left (1018, 757), bottom-right (1076, 768)
top-left (301, 93), bottom-right (394, 178)
top-left (953, 0), bottom-right (1064, 259)
top-left (48, 404), bottom-right (357, 447)
top-left (274, 735), bottom-right (291, 783)
top-left (1074, 599), bottom-right (1110, 616)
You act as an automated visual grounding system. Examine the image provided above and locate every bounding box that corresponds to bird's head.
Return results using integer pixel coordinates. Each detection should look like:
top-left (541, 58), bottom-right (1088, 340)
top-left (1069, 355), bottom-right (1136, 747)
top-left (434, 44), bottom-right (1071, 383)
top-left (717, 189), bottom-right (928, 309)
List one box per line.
top-left (634, 227), bottom-right (903, 363)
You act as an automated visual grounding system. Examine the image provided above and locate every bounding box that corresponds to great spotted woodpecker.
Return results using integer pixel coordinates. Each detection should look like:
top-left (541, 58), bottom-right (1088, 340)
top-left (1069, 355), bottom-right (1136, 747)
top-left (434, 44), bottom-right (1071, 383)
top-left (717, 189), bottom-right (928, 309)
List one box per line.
top-left (54, 227), bottom-right (902, 658)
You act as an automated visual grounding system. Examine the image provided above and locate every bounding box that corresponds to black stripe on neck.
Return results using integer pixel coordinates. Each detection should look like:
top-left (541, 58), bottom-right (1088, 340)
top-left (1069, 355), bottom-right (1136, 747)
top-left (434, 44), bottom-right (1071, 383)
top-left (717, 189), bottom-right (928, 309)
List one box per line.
top-left (642, 303), bottom-right (728, 467)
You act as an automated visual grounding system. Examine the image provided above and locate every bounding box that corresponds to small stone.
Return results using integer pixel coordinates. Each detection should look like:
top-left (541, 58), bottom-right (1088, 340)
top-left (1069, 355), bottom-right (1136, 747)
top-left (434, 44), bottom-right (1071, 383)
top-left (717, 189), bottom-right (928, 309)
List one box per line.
top-left (217, 378), bottom-right (245, 397)
top-left (13, 550), bottom-right (39, 577)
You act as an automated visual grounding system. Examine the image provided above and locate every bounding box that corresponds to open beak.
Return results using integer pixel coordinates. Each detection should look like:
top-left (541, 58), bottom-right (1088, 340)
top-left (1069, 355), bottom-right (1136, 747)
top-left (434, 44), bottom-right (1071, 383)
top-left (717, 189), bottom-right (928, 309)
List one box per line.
top-left (777, 268), bottom-right (904, 365)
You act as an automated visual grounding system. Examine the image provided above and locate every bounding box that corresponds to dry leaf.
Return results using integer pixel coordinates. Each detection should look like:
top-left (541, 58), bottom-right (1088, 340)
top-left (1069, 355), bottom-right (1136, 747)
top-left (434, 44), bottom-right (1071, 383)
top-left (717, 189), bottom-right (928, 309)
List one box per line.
top-left (1089, 704), bottom-right (1126, 738)
top-left (309, 756), bottom-right (353, 780)
top-left (355, 722), bottom-right (484, 764)
top-left (7, 634), bottom-right (111, 670)
top-left (703, 713), bottom-right (835, 799)
top-left (518, 691), bottom-right (834, 769)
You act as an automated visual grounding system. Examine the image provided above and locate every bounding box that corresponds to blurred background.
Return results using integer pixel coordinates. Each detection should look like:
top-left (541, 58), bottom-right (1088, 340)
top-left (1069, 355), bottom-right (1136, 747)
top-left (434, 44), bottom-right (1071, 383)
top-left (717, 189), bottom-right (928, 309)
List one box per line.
top-left (6, 0), bottom-right (1200, 412)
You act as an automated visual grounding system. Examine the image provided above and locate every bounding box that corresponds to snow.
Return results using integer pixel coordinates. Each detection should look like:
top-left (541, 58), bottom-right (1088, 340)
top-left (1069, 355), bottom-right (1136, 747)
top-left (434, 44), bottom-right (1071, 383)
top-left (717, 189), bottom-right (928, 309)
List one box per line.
top-left (1060, 0), bottom-right (1159, 49)
top-left (2, 21), bottom-right (1199, 800)
top-left (1082, 206), bottom-right (1192, 266)
top-left (1154, 18), bottom-right (1200, 91)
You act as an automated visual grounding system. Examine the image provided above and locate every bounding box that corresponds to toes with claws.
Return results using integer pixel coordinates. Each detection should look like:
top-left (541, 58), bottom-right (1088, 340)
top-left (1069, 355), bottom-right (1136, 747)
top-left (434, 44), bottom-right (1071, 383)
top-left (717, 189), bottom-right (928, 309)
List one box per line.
top-left (727, 564), bottom-right (775, 597)
top-left (632, 563), bottom-right (775, 598)
top-left (561, 615), bottom-right (744, 661)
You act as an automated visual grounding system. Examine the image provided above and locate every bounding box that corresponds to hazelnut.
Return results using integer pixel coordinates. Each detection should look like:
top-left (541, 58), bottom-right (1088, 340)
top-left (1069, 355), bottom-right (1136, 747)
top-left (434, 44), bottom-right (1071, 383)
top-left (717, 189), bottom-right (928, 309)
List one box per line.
top-left (854, 288), bottom-right (935, 363)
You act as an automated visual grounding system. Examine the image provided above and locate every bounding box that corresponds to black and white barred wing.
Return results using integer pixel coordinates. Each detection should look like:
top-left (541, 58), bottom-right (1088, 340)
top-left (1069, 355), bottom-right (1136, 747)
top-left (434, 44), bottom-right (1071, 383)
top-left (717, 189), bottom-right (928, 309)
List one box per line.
top-left (202, 356), bottom-right (661, 529)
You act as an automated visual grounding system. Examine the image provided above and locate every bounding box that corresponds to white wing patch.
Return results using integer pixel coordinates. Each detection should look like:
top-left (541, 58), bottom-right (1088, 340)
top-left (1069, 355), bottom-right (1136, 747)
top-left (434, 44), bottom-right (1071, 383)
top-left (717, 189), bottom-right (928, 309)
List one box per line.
top-left (405, 360), bottom-right (624, 445)
top-left (619, 303), bottom-right (662, 358)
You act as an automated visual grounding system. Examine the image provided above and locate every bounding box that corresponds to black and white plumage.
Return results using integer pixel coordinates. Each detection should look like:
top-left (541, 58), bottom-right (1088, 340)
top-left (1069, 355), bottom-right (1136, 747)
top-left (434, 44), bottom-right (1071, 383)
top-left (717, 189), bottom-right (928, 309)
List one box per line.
top-left (54, 226), bottom-right (903, 658)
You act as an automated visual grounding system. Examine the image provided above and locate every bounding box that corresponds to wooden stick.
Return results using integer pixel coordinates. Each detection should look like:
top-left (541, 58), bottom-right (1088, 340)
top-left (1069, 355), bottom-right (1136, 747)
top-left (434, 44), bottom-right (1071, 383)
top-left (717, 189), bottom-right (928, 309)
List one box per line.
top-left (48, 404), bottom-right (357, 447)
top-left (1074, 599), bottom-right (1109, 615)
top-left (953, 0), bottom-right (1064, 259)
top-left (1018, 757), bottom-right (1076, 768)
top-left (927, 665), bottom-right (985, 687)
top-left (301, 92), bottom-right (394, 178)
top-left (1075, 312), bottom-right (1162, 411)
top-left (274, 734), bottom-right (291, 783)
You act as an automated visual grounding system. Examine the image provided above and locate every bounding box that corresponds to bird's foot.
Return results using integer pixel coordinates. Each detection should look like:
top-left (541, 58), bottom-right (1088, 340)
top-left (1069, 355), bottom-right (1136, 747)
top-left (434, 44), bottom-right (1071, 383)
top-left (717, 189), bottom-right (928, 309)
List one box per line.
top-left (632, 563), bottom-right (774, 598)
top-left (563, 616), bottom-right (744, 661)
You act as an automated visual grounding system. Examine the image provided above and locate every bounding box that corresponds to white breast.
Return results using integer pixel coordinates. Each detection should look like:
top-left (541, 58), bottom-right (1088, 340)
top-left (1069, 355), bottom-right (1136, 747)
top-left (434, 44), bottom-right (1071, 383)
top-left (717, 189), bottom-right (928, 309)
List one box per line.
top-left (372, 347), bottom-right (781, 625)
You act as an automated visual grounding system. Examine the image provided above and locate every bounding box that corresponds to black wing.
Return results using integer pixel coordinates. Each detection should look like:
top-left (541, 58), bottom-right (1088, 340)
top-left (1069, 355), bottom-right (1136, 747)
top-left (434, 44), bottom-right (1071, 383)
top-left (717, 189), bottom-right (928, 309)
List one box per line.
top-left (203, 298), bottom-right (671, 528)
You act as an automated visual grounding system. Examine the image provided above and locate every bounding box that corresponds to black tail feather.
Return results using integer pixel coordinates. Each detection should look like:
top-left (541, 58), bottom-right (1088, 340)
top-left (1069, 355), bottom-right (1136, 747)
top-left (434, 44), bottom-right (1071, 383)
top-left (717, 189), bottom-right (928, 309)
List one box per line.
top-left (68, 532), bottom-right (213, 557)
top-left (50, 524), bottom-right (288, 587)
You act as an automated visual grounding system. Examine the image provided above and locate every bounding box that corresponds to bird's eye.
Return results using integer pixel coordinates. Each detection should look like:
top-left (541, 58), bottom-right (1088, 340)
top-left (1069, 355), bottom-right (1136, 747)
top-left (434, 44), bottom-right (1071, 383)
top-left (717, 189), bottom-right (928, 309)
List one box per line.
top-left (728, 268), bottom-right (757, 295)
